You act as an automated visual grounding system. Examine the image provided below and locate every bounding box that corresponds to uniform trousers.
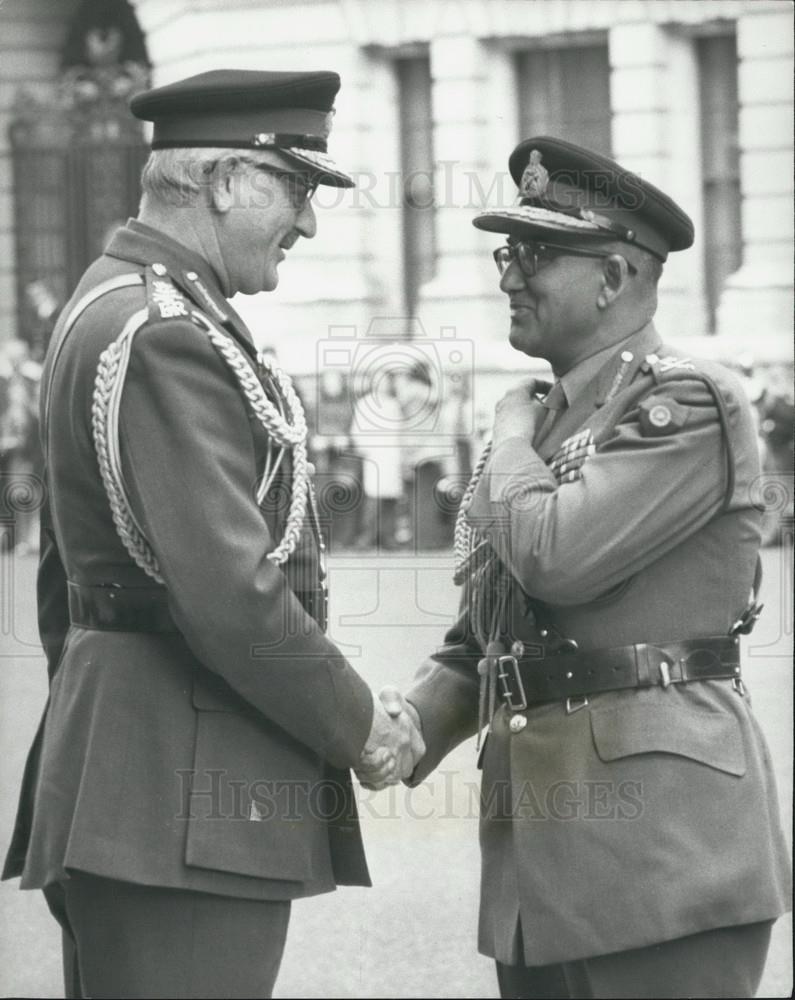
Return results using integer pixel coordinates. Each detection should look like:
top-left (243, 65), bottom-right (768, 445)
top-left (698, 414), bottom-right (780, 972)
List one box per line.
top-left (43, 871), bottom-right (291, 999)
top-left (496, 919), bottom-right (773, 999)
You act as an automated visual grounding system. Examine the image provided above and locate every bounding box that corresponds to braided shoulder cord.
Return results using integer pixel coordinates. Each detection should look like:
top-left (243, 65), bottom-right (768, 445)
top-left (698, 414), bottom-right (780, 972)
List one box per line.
top-left (254, 358), bottom-right (309, 565)
top-left (190, 312), bottom-right (310, 567)
top-left (452, 438), bottom-right (518, 652)
top-left (92, 309), bottom-right (310, 583)
top-left (92, 308), bottom-right (164, 582)
top-left (453, 438), bottom-right (492, 586)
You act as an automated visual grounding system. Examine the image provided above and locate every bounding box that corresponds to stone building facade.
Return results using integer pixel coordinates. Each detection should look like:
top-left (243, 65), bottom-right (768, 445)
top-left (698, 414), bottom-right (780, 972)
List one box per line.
top-left (1, 0), bottom-right (792, 400)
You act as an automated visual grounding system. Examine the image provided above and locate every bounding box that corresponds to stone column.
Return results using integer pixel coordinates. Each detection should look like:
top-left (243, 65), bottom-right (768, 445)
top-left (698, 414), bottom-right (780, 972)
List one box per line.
top-left (715, 4), bottom-right (793, 360)
top-left (609, 20), bottom-right (710, 338)
top-left (416, 32), bottom-right (519, 372)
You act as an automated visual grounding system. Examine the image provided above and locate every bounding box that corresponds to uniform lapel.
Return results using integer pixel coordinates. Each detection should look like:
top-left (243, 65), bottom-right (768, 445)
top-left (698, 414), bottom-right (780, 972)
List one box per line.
top-left (535, 323), bottom-right (663, 462)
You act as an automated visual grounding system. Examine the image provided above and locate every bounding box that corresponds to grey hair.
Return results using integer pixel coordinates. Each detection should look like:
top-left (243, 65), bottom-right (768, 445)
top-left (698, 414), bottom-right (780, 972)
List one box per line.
top-left (139, 148), bottom-right (247, 205)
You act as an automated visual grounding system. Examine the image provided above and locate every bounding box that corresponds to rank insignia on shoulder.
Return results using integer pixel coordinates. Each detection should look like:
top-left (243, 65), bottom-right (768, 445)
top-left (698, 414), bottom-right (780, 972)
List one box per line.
top-left (642, 353), bottom-right (696, 380)
top-left (638, 395), bottom-right (689, 436)
top-left (658, 355), bottom-right (695, 373)
top-left (549, 428), bottom-right (595, 483)
top-left (146, 267), bottom-right (189, 320)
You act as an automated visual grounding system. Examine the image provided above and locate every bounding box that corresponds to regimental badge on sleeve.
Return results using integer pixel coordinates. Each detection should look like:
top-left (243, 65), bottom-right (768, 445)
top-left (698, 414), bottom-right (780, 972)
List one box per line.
top-left (638, 395), bottom-right (690, 436)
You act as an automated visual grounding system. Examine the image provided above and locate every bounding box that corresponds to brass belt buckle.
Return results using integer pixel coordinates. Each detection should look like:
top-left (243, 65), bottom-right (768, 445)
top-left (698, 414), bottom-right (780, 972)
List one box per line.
top-left (566, 695), bottom-right (589, 715)
top-left (497, 655), bottom-right (527, 711)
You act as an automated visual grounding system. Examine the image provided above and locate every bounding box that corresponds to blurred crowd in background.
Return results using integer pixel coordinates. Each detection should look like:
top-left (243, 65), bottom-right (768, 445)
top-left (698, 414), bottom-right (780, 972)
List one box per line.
top-left (307, 357), bottom-right (475, 552)
top-left (0, 336), bottom-right (44, 555)
top-left (1, 324), bottom-right (792, 556)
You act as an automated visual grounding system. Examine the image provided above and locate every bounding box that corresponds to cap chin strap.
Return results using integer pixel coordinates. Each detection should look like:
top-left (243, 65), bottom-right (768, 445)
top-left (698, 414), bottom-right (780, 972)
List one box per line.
top-left (251, 132), bottom-right (327, 152)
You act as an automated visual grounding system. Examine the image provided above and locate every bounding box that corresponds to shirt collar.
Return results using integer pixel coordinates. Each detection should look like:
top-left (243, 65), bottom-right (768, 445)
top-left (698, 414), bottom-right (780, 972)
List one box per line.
top-left (556, 322), bottom-right (663, 407)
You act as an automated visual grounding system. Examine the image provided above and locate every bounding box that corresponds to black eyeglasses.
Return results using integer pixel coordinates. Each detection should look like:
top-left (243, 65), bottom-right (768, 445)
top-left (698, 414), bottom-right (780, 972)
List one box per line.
top-left (248, 162), bottom-right (318, 209)
top-left (493, 241), bottom-right (637, 278)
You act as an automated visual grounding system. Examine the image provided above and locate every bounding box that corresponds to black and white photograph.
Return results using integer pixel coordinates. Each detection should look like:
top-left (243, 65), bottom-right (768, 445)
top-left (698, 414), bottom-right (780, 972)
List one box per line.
top-left (0, 1), bottom-right (792, 997)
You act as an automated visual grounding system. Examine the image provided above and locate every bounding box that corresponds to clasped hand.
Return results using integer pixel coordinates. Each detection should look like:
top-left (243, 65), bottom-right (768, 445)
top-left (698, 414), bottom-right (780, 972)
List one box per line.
top-left (492, 377), bottom-right (546, 445)
top-left (356, 687), bottom-right (425, 790)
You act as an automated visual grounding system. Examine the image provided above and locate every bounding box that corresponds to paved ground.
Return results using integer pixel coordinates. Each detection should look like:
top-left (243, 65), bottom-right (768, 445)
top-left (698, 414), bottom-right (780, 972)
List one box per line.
top-left (0, 545), bottom-right (791, 998)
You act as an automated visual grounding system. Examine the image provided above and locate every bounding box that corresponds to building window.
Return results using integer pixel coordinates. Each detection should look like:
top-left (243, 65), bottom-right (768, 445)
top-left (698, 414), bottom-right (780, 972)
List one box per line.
top-left (396, 54), bottom-right (436, 317)
top-left (515, 43), bottom-right (612, 156)
top-left (697, 31), bottom-right (742, 333)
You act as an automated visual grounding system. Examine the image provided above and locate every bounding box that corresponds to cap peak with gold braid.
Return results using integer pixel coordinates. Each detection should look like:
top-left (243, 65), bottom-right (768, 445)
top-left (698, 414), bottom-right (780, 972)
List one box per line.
top-left (475, 135), bottom-right (694, 261)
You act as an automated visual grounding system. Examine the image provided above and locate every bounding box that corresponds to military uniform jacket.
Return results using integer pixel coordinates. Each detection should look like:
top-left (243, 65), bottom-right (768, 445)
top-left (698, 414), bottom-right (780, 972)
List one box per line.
top-left (407, 323), bottom-right (791, 965)
top-left (3, 221), bottom-right (374, 900)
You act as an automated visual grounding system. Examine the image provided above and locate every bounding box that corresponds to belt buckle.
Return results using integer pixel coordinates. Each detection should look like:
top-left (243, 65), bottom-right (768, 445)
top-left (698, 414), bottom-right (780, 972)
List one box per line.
top-left (566, 695), bottom-right (589, 715)
top-left (497, 655), bottom-right (527, 712)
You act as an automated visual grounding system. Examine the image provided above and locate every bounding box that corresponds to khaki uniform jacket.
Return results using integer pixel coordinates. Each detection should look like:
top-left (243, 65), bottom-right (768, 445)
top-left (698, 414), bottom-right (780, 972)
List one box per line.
top-left (407, 323), bottom-right (791, 965)
top-left (3, 221), bottom-right (374, 900)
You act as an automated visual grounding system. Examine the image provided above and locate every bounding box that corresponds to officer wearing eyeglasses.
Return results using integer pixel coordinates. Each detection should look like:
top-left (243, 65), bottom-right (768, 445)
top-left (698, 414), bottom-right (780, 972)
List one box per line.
top-left (383, 136), bottom-right (791, 998)
top-left (3, 69), bottom-right (425, 998)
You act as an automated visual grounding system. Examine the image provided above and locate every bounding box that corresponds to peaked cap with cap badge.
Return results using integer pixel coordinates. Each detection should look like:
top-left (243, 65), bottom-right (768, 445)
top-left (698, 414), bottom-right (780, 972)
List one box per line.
top-left (474, 135), bottom-right (694, 261)
top-left (130, 68), bottom-right (354, 187)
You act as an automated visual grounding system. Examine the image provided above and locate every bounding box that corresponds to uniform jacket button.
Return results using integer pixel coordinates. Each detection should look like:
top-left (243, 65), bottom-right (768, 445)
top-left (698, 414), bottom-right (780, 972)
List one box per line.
top-left (509, 714), bottom-right (527, 733)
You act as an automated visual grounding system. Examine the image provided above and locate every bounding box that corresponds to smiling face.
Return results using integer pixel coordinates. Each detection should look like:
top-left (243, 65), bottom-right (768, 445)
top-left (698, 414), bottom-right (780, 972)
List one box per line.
top-left (498, 242), bottom-right (605, 373)
top-left (215, 156), bottom-right (318, 295)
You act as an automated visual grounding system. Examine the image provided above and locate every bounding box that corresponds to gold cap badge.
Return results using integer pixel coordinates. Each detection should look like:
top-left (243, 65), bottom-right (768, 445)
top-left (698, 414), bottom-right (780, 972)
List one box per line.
top-left (519, 149), bottom-right (549, 200)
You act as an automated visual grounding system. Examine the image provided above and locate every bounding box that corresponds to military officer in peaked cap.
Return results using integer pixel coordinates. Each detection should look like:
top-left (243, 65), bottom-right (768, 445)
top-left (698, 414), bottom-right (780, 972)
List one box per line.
top-left (3, 69), bottom-right (423, 998)
top-left (381, 136), bottom-right (791, 997)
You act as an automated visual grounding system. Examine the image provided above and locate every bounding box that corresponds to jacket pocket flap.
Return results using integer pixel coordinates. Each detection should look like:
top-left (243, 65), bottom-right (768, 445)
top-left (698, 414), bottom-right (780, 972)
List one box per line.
top-left (185, 711), bottom-right (316, 882)
top-left (186, 810), bottom-right (312, 883)
top-left (590, 704), bottom-right (747, 776)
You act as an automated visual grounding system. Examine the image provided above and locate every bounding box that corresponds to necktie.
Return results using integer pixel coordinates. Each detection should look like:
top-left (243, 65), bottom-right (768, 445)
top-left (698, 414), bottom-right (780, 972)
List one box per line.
top-left (535, 381), bottom-right (567, 446)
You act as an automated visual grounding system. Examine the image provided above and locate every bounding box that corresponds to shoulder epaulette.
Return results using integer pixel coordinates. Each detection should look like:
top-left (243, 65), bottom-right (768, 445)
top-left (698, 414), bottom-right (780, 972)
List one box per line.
top-left (642, 352), bottom-right (744, 512)
top-left (640, 353), bottom-right (697, 383)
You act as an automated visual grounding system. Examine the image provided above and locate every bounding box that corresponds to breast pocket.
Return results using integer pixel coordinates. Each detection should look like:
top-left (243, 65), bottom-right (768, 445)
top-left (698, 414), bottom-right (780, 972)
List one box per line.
top-left (590, 700), bottom-right (747, 777)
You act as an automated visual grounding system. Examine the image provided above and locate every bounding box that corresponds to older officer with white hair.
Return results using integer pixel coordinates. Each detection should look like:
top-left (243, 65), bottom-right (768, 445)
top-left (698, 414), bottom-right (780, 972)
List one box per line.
top-left (3, 69), bottom-right (423, 998)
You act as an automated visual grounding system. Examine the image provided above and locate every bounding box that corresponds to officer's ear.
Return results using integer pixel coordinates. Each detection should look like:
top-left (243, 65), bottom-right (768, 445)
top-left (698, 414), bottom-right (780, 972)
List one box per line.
top-left (208, 156), bottom-right (241, 214)
top-left (596, 254), bottom-right (631, 310)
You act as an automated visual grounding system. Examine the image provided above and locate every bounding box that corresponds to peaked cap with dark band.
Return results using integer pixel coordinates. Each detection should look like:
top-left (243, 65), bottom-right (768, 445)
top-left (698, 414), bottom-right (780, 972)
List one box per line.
top-left (474, 136), bottom-right (694, 261)
top-left (130, 68), bottom-right (354, 187)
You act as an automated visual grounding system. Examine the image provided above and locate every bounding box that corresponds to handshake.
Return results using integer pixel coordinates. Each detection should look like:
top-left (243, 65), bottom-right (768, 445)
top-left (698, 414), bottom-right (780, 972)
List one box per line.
top-left (356, 687), bottom-right (425, 790)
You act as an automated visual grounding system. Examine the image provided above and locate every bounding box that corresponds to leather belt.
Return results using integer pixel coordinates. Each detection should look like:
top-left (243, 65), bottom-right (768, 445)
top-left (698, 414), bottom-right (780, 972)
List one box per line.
top-left (68, 582), bottom-right (178, 633)
top-left (67, 582), bottom-right (326, 633)
top-left (494, 636), bottom-right (742, 711)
